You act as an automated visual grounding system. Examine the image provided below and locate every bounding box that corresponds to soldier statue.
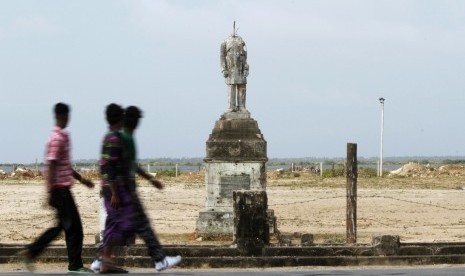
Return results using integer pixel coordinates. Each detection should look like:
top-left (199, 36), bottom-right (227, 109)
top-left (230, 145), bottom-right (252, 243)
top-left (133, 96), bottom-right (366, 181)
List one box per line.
top-left (220, 23), bottom-right (249, 112)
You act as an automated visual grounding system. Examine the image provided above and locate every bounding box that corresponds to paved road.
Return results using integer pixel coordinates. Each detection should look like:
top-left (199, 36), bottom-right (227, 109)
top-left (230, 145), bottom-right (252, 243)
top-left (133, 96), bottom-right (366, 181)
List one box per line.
top-left (3, 266), bottom-right (465, 275)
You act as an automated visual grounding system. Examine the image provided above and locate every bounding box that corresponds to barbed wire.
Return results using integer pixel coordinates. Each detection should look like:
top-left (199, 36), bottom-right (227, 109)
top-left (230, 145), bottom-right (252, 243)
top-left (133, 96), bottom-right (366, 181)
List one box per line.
top-left (366, 195), bottom-right (465, 211)
top-left (269, 194), bottom-right (465, 211)
top-left (2, 182), bottom-right (465, 243)
top-left (269, 196), bottom-right (345, 206)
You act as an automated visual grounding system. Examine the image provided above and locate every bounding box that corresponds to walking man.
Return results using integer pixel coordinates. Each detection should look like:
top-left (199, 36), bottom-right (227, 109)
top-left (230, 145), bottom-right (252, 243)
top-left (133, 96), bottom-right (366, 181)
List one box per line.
top-left (98, 103), bottom-right (135, 273)
top-left (91, 106), bottom-right (181, 273)
top-left (21, 103), bottom-right (95, 274)
top-left (123, 106), bottom-right (181, 272)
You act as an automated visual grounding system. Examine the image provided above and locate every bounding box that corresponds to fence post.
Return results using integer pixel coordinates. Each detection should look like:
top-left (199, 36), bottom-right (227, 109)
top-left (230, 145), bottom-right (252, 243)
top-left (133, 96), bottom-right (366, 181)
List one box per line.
top-left (320, 162), bottom-right (323, 177)
top-left (175, 164), bottom-right (178, 177)
top-left (346, 143), bottom-right (357, 244)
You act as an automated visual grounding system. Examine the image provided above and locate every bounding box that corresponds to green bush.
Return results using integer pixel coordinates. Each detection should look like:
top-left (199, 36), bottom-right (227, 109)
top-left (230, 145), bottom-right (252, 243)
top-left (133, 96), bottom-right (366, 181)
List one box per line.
top-left (322, 168), bottom-right (344, 177)
top-left (155, 169), bottom-right (178, 177)
top-left (358, 167), bottom-right (378, 178)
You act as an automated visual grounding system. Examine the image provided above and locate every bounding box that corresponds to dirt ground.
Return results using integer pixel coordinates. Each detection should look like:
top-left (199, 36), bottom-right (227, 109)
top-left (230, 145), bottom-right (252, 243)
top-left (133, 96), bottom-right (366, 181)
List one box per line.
top-left (2, 166), bottom-right (465, 246)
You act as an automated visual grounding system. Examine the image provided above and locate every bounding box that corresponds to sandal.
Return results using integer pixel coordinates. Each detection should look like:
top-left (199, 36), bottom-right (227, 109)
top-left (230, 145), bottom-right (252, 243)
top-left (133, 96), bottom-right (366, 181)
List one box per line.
top-left (100, 262), bottom-right (128, 274)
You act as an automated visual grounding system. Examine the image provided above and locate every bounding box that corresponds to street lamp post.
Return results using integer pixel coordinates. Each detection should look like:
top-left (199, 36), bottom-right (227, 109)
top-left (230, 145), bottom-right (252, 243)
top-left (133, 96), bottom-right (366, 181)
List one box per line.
top-left (379, 97), bottom-right (385, 177)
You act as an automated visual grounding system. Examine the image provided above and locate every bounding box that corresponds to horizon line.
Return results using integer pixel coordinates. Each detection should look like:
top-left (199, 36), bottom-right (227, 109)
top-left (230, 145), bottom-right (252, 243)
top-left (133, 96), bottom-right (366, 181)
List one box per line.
top-left (2, 155), bottom-right (465, 165)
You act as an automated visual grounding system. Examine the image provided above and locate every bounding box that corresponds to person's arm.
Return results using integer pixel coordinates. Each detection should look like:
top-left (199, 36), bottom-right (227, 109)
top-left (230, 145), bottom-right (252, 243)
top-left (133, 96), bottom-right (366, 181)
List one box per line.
top-left (47, 160), bottom-right (57, 191)
top-left (46, 160), bottom-right (57, 206)
top-left (109, 180), bottom-right (120, 208)
top-left (105, 134), bottom-right (123, 209)
top-left (72, 170), bottom-right (94, 188)
top-left (136, 165), bottom-right (163, 190)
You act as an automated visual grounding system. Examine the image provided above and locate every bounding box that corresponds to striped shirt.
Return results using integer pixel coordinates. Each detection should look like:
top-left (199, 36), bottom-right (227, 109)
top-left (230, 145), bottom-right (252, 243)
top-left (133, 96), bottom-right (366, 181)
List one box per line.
top-left (45, 126), bottom-right (73, 190)
top-left (100, 130), bottom-right (127, 187)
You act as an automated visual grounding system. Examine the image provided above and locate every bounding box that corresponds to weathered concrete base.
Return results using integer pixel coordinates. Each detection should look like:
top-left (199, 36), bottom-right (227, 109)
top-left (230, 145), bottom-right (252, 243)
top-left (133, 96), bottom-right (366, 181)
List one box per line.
top-left (233, 191), bottom-right (269, 256)
top-left (198, 114), bottom-right (272, 238)
top-left (203, 162), bottom-right (266, 207)
top-left (196, 210), bottom-right (234, 237)
top-left (278, 232), bottom-right (314, 246)
top-left (222, 110), bottom-right (251, 120)
top-left (205, 118), bottom-right (267, 162)
top-left (302, 233), bottom-right (314, 246)
top-left (5, 241), bottom-right (465, 268)
top-left (196, 208), bottom-right (277, 238)
top-left (372, 234), bottom-right (400, 256)
top-left (266, 209), bottom-right (277, 234)
top-left (196, 161), bottom-right (277, 237)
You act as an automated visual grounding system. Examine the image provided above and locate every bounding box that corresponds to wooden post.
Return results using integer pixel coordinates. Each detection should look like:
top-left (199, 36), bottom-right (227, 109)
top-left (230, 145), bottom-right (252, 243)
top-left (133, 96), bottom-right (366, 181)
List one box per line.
top-left (346, 143), bottom-right (357, 244)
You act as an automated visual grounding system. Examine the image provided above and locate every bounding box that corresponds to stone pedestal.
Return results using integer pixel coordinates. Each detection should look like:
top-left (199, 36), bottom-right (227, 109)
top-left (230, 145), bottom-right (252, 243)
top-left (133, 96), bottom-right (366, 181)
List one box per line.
top-left (196, 111), bottom-right (275, 237)
top-left (233, 190), bottom-right (269, 256)
top-left (372, 234), bottom-right (400, 256)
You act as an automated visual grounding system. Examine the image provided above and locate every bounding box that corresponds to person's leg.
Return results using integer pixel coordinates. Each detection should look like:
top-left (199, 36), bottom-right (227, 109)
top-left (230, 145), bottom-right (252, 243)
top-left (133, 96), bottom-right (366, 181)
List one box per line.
top-left (60, 189), bottom-right (84, 271)
top-left (26, 227), bottom-right (62, 259)
top-left (133, 195), bottom-right (165, 262)
top-left (99, 214), bottom-right (116, 273)
top-left (100, 243), bottom-right (127, 273)
top-left (101, 245), bottom-right (113, 267)
top-left (100, 200), bottom-right (117, 273)
top-left (100, 185), bottom-right (132, 273)
top-left (131, 192), bottom-right (181, 272)
top-left (100, 186), bottom-right (117, 269)
top-left (26, 189), bottom-right (64, 259)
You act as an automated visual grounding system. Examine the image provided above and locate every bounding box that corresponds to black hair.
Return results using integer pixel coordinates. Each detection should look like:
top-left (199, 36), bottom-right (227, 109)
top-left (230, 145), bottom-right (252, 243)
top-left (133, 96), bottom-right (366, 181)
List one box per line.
top-left (105, 103), bottom-right (124, 125)
top-left (124, 106), bottom-right (142, 130)
top-left (54, 102), bottom-right (69, 115)
top-left (125, 106), bottom-right (142, 119)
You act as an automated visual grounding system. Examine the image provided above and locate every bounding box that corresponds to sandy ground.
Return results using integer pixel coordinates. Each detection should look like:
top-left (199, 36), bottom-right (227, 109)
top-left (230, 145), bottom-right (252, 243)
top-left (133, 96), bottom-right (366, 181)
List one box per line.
top-left (2, 174), bottom-right (465, 246)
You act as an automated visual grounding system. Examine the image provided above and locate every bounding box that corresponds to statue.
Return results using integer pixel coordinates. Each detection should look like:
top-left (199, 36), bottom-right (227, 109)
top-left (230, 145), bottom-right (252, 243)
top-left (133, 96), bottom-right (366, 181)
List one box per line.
top-left (220, 22), bottom-right (249, 112)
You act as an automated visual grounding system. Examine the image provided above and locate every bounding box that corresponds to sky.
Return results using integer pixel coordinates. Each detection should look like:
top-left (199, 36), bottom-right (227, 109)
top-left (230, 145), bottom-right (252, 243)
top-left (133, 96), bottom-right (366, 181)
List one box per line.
top-left (1, 0), bottom-right (465, 164)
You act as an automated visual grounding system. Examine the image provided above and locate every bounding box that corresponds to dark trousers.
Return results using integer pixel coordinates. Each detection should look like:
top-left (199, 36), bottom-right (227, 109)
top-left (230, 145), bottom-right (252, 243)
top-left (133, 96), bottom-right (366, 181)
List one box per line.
top-left (95, 185), bottom-right (165, 263)
top-left (132, 193), bottom-right (165, 262)
top-left (27, 188), bottom-right (84, 271)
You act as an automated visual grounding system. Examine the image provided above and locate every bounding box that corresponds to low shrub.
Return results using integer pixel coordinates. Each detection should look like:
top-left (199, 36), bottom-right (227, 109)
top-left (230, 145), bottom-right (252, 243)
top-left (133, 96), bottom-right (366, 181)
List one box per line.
top-left (322, 168), bottom-right (344, 177)
top-left (155, 169), bottom-right (179, 177)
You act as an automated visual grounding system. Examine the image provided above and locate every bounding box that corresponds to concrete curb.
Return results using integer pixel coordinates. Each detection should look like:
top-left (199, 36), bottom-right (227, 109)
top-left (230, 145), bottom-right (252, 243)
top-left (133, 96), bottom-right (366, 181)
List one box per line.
top-left (3, 242), bottom-right (465, 268)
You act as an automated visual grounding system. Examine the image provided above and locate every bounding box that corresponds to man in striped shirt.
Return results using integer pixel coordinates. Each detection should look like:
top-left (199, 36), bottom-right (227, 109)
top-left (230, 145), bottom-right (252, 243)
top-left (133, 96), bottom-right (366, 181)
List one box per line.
top-left (98, 103), bottom-right (134, 273)
top-left (90, 106), bottom-right (181, 273)
top-left (21, 103), bottom-right (95, 274)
